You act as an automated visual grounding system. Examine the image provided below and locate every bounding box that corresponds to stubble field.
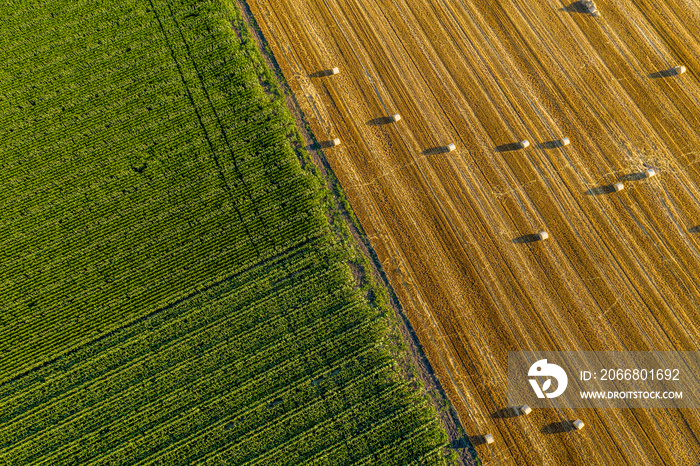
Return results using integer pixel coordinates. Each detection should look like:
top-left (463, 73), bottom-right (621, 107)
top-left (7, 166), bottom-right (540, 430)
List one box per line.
top-left (247, 0), bottom-right (700, 463)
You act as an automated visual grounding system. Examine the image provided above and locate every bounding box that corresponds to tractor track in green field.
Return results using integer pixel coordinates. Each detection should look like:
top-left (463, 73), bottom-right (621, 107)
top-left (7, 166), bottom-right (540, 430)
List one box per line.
top-left (148, 0), bottom-right (262, 258)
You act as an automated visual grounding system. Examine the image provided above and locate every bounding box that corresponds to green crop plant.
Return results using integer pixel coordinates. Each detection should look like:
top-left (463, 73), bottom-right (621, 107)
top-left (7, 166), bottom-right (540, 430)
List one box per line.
top-left (0, 0), bottom-right (450, 464)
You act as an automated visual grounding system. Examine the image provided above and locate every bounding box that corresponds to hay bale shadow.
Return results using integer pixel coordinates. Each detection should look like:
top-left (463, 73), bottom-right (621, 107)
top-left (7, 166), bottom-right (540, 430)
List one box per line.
top-left (560, 1), bottom-right (588, 14)
top-left (648, 69), bottom-right (678, 79)
top-left (536, 140), bottom-right (564, 149)
top-left (422, 146), bottom-right (450, 155)
top-left (367, 116), bottom-right (395, 126)
top-left (308, 69), bottom-right (335, 78)
top-left (306, 140), bottom-right (338, 150)
top-left (513, 234), bottom-right (542, 244)
top-left (541, 421), bottom-right (576, 434)
top-left (585, 184), bottom-right (617, 195)
top-left (496, 142), bottom-right (523, 152)
top-left (467, 435), bottom-right (488, 446)
top-left (491, 407), bottom-right (521, 419)
top-left (618, 172), bottom-right (647, 181)
top-left (689, 225), bottom-right (700, 234)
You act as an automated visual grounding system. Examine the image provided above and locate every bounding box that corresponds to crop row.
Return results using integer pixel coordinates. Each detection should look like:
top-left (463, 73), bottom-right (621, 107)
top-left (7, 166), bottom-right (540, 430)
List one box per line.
top-left (46, 322), bottom-right (377, 466)
top-left (1, 13), bottom-right (160, 89)
top-left (1, 229), bottom-right (271, 343)
top-left (0, 171), bottom-right (308, 290)
top-left (0, 187), bottom-right (234, 313)
top-left (0, 165), bottom-right (227, 274)
top-left (0, 137), bottom-right (309, 290)
top-left (2, 81), bottom-right (215, 177)
top-left (0, 235), bottom-right (335, 400)
top-left (242, 373), bottom-right (406, 466)
top-left (353, 420), bottom-right (446, 466)
top-left (305, 401), bottom-right (438, 466)
top-left (0, 248), bottom-right (353, 427)
top-left (0, 38), bottom-right (172, 127)
top-left (102, 347), bottom-right (388, 466)
top-left (0, 118), bottom-right (207, 225)
top-left (1, 96), bottom-right (200, 190)
top-left (10, 308), bottom-right (374, 464)
top-left (0, 47), bottom-right (312, 390)
top-left (156, 360), bottom-right (394, 466)
top-left (2, 294), bottom-right (370, 463)
top-left (1, 1), bottom-right (134, 49)
top-left (1, 28), bottom-right (256, 156)
top-left (0, 49), bottom-right (183, 144)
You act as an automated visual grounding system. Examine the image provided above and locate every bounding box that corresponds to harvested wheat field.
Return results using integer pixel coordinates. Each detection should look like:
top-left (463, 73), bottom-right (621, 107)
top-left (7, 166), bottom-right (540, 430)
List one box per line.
top-left (246, 0), bottom-right (700, 464)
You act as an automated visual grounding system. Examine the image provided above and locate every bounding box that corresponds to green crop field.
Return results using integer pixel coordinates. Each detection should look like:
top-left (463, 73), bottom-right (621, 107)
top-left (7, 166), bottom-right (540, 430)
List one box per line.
top-left (0, 0), bottom-right (450, 464)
